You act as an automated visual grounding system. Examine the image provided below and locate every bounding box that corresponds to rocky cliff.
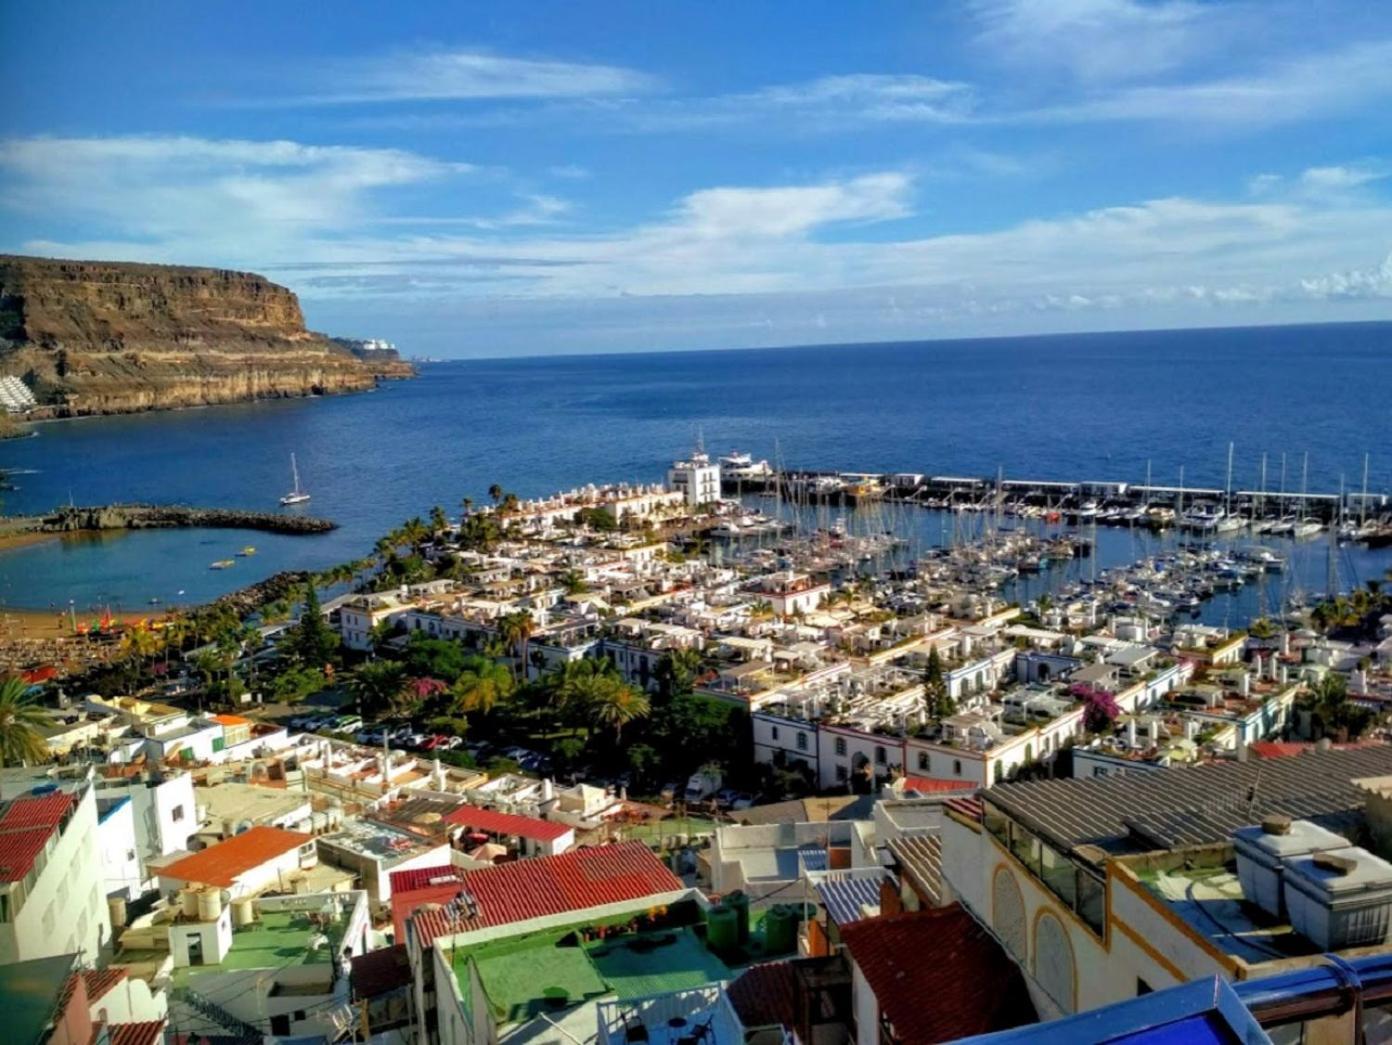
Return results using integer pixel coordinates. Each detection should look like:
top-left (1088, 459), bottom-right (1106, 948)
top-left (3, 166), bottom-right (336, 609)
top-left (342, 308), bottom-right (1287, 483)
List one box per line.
top-left (0, 255), bottom-right (383, 415)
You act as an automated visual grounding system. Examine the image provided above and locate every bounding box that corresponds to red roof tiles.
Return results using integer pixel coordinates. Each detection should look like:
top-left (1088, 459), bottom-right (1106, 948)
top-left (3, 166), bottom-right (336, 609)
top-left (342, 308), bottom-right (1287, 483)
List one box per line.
top-left (0, 790), bottom-right (79, 882)
top-left (157, 826), bottom-right (311, 888)
top-left (440, 805), bottom-right (571, 843)
top-left (839, 906), bottom-right (1036, 1044)
top-left (899, 776), bottom-right (978, 795)
top-left (81, 967), bottom-right (129, 1004)
top-left (396, 841), bottom-right (683, 946)
top-left (105, 1019), bottom-right (166, 1045)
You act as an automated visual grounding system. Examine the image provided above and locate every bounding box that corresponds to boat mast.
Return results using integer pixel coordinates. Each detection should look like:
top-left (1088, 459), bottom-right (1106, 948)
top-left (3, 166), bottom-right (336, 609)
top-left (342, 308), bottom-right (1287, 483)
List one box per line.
top-left (1259, 452), bottom-right (1267, 523)
top-left (1361, 452), bottom-right (1370, 529)
top-left (1225, 441), bottom-right (1234, 518)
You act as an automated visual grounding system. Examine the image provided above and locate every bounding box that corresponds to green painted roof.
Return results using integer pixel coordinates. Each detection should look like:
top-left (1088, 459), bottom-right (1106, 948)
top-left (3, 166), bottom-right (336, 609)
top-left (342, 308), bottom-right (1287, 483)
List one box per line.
top-left (0, 952), bottom-right (78, 1045)
top-left (585, 928), bottom-right (732, 1000)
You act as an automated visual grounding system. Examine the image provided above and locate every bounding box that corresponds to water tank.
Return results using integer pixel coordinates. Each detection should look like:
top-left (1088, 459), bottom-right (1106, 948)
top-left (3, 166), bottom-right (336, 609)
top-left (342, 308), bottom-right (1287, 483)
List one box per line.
top-left (763, 904), bottom-right (798, 955)
top-left (1284, 847), bottom-right (1392, 951)
top-left (198, 887), bottom-right (223, 922)
top-left (232, 898), bottom-right (258, 928)
top-left (706, 904), bottom-right (738, 954)
top-left (726, 890), bottom-right (751, 943)
top-left (180, 888), bottom-right (200, 917)
top-left (1233, 817), bottom-right (1349, 918)
top-left (108, 896), bottom-right (128, 929)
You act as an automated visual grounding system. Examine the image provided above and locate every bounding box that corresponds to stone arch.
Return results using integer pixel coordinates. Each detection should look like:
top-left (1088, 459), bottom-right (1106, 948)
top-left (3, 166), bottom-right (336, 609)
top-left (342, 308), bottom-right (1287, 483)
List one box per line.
top-left (1033, 910), bottom-right (1077, 1014)
top-left (991, 866), bottom-right (1028, 962)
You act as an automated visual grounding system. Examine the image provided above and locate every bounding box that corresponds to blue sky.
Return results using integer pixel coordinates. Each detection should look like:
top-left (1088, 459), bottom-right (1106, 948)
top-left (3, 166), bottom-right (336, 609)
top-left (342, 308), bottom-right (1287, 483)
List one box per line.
top-left (2, 0), bottom-right (1390, 357)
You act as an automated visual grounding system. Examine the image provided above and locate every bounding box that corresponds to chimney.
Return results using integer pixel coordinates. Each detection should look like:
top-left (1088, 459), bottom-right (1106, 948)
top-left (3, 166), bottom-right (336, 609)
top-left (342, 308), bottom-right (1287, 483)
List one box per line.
top-left (1184, 718), bottom-right (1198, 741)
top-left (879, 876), bottom-right (904, 916)
top-left (1279, 665), bottom-right (1289, 685)
top-left (1280, 631), bottom-right (1290, 656)
top-left (1125, 719), bottom-right (1137, 748)
top-left (1252, 653), bottom-right (1263, 678)
top-left (1238, 673), bottom-right (1251, 698)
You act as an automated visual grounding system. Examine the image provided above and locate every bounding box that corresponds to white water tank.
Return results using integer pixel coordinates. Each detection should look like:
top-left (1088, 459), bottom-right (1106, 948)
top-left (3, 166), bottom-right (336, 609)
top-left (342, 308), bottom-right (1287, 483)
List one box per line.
top-left (198, 887), bottom-right (223, 922)
top-left (180, 888), bottom-right (200, 917)
top-left (108, 896), bottom-right (128, 929)
top-left (1233, 817), bottom-right (1349, 918)
top-left (233, 897), bottom-right (257, 927)
top-left (1284, 847), bottom-right (1392, 950)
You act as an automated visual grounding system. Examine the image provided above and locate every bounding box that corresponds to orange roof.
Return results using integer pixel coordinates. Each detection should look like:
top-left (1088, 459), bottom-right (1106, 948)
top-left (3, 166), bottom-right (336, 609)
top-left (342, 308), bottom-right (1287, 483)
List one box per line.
top-left (158, 826), bottom-right (311, 887)
top-left (212, 714), bottom-right (251, 727)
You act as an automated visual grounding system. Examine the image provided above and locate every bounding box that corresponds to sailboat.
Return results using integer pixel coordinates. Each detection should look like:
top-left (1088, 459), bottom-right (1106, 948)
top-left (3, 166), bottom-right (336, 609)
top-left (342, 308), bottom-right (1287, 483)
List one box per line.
top-left (280, 453), bottom-right (311, 506)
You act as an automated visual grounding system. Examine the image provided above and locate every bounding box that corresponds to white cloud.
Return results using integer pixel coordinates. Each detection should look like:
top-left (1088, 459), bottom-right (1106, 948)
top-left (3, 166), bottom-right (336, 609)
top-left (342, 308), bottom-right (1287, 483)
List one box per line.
top-left (972, 0), bottom-right (1215, 83)
top-left (293, 49), bottom-right (655, 104)
top-left (5, 133), bottom-right (1390, 349)
top-left (1023, 39), bottom-right (1392, 127)
top-left (1299, 164), bottom-right (1388, 190)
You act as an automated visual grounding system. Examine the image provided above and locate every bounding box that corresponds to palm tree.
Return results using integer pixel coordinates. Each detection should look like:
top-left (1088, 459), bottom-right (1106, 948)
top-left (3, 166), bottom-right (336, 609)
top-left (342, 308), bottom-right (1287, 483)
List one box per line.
top-left (488, 484), bottom-right (504, 505)
top-left (497, 611), bottom-right (535, 683)
top-left (588, 679), bottom-right (650, 741)
top-left (0, 677), bottom-right (50, 767)
top-left (452, 659), bottom-right (515, 716)
top-left (429, 505), bottom-right (449, 534)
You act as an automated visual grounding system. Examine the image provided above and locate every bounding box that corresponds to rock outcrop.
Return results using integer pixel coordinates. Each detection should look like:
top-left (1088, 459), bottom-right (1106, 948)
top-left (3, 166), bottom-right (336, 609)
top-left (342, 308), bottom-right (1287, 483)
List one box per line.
top-left (0, 255), bottom-right (386, 415)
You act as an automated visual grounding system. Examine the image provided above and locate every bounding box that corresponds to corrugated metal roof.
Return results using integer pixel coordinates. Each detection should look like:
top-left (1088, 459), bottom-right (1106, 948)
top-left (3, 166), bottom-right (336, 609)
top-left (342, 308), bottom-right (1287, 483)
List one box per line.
top-left (889, 835), bottom-right (943, 907)
top-left (401, 841), bottom-right (683, 946)
top-left (157, 826), bottom-right (311, 888)
top-left (986, 746), bottom-right (1392, 860)
top-left (441, 805), bottom-right (571, 842)
top-left (816, 874), bottom-right (886, 926)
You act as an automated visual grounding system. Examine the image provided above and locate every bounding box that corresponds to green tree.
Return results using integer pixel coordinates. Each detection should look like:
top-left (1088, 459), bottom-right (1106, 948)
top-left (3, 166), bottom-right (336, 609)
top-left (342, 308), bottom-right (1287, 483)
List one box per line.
top-left (348, 660), bottom-right (407, 718)
top-left (452, 658), bottom-right (515, 716)
top-left (497, 611), bottom-right (536, 683)
top-left (923, 647), bottom-right (954, 720)
top-left (287, 585), bottom-right (339, 669)
top-left (588, 679), bottom-right (650, 741)
top-left (655, 647), bottom-right (704, 702)
top-left (429, 505), bottom-right (449, 534)
top-left (271, 665), bottom-right (330, 704)
top-left (403, 634), bottom-right (469, 681)
top-left (0, 677), bottom-right (49, 767)
top-left (488, 483), bottom-right (504, 505)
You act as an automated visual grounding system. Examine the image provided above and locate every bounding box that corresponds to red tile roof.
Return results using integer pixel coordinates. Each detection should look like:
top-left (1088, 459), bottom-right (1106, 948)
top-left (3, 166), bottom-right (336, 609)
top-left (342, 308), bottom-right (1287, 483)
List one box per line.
top-left (0, 790), bottom-right (75, 829)
top-left (839, 906), bottom-right (1036, 1044)
top-left (157, 826), bottom-right (311, 888)
top-left (0, 790), bottom-right (79, 881)
top-left (727, 961), bottom-right (799, 1030)
top-left (898, 776), bottom-right (978, 795)
top-left (390, 864), bottom-right (466, 895)
top-left (82, 967), bottom-right (129, 1004)
top-left (105, 1019), bottom-right (166, 1045)
top-left (441, 805), bottom-right (572, 842)
top-left (1250, 740), bottom-right (1382, 759)
top-left (397, 841), bottom-right (683, 946)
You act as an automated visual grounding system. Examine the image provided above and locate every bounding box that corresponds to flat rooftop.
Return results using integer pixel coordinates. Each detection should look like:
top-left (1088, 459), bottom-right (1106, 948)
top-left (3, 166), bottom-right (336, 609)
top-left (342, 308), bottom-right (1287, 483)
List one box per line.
top-left (173, 909), bottom-right (346, 986)
top-left (1135, 862), bottom-right (1319, 965)
top-left (458, 926), bottom-right (735, 1026)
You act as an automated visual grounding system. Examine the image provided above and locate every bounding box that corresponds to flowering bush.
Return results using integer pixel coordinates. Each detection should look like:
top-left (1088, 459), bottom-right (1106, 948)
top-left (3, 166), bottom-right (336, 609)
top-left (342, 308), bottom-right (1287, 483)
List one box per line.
top-left (1070, 683), bottom-right (1120, 734)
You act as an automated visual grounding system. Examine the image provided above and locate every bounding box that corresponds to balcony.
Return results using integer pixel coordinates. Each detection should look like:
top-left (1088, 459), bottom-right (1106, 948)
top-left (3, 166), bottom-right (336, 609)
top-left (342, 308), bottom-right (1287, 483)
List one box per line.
top-left (597, 985), bottom-right (770, 1045)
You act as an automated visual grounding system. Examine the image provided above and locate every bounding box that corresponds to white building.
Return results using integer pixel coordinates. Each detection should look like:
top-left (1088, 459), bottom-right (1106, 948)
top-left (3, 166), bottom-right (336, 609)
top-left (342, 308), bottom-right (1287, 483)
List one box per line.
top-left (0, 784), bottom-right (111, 966)
top-left (155, 825), bottom-right (318, 901)
top-left (667, 446), bottom-right (722, 508)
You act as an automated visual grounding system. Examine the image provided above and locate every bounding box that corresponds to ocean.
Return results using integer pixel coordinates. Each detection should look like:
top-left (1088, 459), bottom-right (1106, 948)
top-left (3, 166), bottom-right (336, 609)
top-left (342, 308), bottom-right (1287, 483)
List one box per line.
top-left (2, 321), bottom-right (1389, 615)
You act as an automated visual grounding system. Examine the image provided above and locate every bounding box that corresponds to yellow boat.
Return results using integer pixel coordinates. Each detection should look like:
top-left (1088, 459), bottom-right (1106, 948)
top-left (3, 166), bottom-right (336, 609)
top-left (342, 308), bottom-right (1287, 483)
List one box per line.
top-left (238, 546), bottom-right (257, 556)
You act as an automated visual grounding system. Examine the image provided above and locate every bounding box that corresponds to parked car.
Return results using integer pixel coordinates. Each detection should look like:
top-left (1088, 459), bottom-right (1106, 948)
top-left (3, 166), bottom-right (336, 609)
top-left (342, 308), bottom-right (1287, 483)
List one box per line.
top-left (730, 793), bottom-right (755, 811)
top-left (715, 788), bottom-right (741, 807)
top-left (332, 714), bottom-right (364, 732)
top-left (403, 732), bottom-right (430, 749)
top-left (439, 735), bottom-right (464, 750)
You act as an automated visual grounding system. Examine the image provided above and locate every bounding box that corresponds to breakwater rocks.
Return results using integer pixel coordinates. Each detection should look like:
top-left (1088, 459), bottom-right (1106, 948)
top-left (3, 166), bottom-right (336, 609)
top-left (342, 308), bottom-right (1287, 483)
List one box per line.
top-left (35, 504), bottom-right (337, 535)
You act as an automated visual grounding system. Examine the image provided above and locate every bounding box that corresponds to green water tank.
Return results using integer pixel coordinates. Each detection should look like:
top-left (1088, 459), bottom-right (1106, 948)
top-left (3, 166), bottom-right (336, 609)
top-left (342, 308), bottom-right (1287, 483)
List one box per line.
top-left (763, 904), bottom-right (798, 955)
top-left (727, 890), bottom-right (751, 943)
top-left (706, 904), bottom-right (739, 954)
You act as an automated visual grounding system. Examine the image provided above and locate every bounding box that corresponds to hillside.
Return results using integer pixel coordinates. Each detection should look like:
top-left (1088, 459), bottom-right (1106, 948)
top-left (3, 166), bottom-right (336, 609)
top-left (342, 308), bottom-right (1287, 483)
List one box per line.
top-left (0, 255), bottom-right (393, 416)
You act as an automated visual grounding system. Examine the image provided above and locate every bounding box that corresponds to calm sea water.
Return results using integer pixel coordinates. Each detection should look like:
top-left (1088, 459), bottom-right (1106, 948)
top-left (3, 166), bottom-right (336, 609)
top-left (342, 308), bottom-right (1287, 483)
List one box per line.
top-left (2, 322), bottom-right (1389, 613)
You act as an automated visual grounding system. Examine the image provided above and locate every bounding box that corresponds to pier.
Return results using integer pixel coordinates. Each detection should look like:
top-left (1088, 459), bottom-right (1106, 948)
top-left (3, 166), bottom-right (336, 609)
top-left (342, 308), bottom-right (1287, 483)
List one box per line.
top-left (724, 469), bottom-right (1389, 529)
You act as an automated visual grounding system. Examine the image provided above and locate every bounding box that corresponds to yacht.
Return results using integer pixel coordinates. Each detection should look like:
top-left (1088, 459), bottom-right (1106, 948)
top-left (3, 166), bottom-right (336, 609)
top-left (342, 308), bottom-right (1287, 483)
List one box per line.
top-left (280, 452), bottom-right (311, 506)
top-left (719, 451), bottom-right (773, 480)
top-left (1291, 518), bottom-right (1323, 539)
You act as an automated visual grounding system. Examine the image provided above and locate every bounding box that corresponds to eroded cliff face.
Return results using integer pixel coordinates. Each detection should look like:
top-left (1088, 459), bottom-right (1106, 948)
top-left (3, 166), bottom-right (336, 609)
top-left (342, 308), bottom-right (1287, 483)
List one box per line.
top-left (0, 255), bottom-right (381, 415)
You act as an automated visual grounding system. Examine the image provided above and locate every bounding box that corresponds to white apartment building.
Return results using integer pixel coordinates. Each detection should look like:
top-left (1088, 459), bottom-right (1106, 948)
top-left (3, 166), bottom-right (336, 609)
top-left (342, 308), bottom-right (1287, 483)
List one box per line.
top-left (0, 784), bottom-right (111, 966)
top-left (667, 447), bottom-right (722, 508)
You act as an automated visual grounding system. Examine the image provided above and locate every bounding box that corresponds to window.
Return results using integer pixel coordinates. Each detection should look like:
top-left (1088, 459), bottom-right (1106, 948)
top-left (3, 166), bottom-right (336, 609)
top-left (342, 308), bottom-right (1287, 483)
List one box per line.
top-left (171, 805), bottom-right (185, 822)
top-left (796, 732), bottom-right (808, 751)
top-left (771, 725), bottom-right (780, 741)
top-left (874, 746), bottom-right (887, 765)
top-left (836, 764), bottom-right (849, 782)
top-left (917, 751), bottom-right (930, 771)
top-left (953, 759), bottom-right (962, 776)
top-left (1137, 978), bottom-right (1153, 996)
top-left (834, 737), bottom-right (847, 756)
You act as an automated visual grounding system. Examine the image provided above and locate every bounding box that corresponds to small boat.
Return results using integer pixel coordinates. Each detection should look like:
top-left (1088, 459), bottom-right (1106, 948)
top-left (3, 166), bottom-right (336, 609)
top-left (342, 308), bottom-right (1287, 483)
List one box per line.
top-left (210, 559), bottom-right (235, 570)
top-left (237, 546), bottom-right (257, 557)
top-left (280, 452), bottom-right (311, 506)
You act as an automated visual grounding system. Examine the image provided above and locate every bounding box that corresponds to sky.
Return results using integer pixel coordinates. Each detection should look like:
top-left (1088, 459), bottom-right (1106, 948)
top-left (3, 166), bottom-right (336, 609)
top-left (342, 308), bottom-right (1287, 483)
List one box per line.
top-left (1, 0), bottom-right (1391, 357)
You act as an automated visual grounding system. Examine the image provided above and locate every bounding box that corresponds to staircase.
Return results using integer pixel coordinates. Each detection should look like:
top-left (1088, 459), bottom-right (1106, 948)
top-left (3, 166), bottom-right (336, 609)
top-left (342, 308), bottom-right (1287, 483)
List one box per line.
top-left (171, 986), bottom-right (262, 1044)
